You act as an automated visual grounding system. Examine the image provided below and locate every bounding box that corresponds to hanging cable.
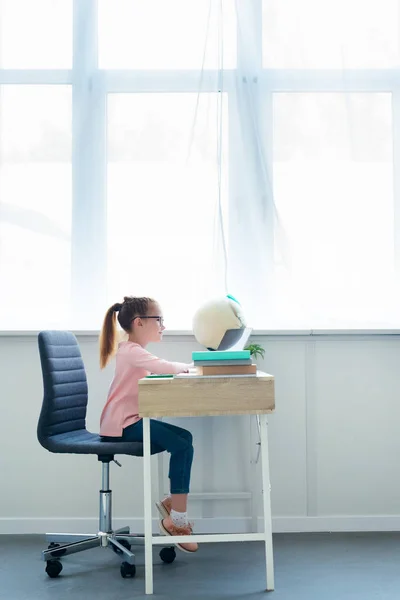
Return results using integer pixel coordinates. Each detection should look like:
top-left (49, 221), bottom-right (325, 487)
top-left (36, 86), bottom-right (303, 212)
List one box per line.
top-left (186, 0), bottom-right (213, 163)
top-left (216, 0), bottom-right (229, 294)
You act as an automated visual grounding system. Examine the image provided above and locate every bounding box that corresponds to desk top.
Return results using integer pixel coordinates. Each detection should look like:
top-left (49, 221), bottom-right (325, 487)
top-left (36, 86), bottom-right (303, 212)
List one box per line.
top-left (138, 371), bottom-right (275, 418)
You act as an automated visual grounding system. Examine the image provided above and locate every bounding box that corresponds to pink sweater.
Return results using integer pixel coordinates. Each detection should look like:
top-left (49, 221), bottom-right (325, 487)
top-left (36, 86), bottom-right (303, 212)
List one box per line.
top-left (100, 341), bottom-right (190, 437)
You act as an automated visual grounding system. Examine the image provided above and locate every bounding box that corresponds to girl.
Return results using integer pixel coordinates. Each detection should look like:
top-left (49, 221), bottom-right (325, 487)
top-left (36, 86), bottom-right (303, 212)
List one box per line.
top-left (99, 295), bottom-right (197, 553)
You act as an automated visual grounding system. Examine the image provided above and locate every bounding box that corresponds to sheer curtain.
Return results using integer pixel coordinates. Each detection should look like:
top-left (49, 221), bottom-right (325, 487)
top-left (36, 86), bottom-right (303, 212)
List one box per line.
top-left (260, 0), bottom-right (400, 329)
top-left (103, 0), bottom-right (400, 330)
top-left (0, 0), bottom-right (400, 331)
top-left (101, 0), bottom-right (234, 330)
top-left (228, 0), bottom-right (400, 329)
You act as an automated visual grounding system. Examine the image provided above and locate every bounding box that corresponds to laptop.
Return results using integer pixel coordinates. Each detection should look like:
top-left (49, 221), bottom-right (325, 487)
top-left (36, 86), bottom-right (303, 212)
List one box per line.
top-left (217, 327), bottom-right (253, 351)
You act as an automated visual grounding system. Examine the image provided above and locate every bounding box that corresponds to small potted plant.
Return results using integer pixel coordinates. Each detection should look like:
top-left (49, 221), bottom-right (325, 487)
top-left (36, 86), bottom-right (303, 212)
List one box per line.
top-left (245, 342), bottom-right (265, 361)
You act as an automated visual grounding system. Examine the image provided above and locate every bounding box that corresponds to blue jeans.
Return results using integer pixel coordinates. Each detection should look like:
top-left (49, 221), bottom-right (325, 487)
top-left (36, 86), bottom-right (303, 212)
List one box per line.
top-left (122, 419), bottom-right (194, 494)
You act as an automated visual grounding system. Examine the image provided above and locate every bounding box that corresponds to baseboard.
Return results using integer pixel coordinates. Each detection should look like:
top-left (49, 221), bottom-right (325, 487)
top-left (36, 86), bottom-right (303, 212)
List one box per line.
top-left (0, 517), bottom-right (245, 535)
top-left (272, 516), bottom-right (400, 532)
top-left (1, 515), bottom-right (400, 535)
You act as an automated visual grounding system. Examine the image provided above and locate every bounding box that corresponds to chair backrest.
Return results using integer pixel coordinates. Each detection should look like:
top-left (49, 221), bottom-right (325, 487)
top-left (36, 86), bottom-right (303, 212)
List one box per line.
top-left (38, 331), bottom-right (88, 447)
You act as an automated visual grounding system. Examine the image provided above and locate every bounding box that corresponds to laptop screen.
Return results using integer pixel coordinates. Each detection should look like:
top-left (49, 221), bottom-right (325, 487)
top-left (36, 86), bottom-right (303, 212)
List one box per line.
top-left (217, 327), bottom-right (253, 351)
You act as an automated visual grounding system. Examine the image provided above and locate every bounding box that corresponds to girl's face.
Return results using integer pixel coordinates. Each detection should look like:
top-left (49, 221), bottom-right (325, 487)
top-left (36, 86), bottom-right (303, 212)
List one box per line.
top-left (129, 301), bottom-right (165, 345)
top-left (144, 302), bottom-right (165, 343)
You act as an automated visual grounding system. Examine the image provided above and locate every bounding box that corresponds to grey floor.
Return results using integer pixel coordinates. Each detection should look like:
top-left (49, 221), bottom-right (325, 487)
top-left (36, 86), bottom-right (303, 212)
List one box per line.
top-left (0, 533), bottom-right (399, 600)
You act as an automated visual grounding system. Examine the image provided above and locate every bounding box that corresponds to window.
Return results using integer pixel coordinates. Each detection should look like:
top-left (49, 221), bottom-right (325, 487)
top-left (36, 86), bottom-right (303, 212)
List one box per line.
top-left (0, 0), bottom-right (72, 68)
top-left (1, 0), bottom-right (400, 331)
top-left (107, 92), bottom-right (228, 328)
top-left (260, 0), bottom-right (400, 328)
top-left (273, 92), bottom-right (395, 326)
top-left (262, 0), bottom-right (399, 69)
top-left (98, 0), bottom-right (236, 69)
top-left (0, 85), bottom-right (72, 329)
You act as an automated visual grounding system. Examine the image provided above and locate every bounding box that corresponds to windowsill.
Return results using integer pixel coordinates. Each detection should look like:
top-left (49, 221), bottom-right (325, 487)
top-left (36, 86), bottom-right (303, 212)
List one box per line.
top-left (2, 328), bottom-right (400, 337)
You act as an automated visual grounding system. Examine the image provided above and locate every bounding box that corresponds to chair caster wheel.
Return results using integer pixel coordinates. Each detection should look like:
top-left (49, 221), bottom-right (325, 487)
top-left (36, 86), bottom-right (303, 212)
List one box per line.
top-left (112, 539), bottom-right (132, 555)
top-left (159, 546), bottom-right (176, 564)
top-left (120, 562), bottom-right (136, 578)
top-left (46, 560), bottom-right (63, 578)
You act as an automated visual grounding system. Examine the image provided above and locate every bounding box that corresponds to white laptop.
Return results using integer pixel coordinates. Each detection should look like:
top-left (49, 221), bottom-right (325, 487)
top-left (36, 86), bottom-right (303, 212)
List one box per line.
top-left (217, 327), bottom-right (253, 351)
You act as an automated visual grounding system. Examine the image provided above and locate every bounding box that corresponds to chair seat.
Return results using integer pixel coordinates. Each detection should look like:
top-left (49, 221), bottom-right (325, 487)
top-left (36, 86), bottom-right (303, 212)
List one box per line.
top-left (40, 429), bottom-right (145, 456)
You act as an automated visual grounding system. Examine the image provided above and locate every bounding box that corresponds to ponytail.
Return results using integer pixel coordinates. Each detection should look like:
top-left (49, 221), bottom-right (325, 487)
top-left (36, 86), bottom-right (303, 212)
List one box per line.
top-left (99, 303), bottom-right (122, 369)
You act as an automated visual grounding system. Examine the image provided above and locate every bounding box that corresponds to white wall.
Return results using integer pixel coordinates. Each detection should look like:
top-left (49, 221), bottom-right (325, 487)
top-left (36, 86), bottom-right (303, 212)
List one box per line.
top-left (1, 332), bottom-right (400, 534)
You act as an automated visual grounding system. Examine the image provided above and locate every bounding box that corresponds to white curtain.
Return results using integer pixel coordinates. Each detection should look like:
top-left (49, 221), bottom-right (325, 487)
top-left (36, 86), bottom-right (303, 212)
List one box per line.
top-left (104, 0), bottom-right (400, 330)
top-left (225, 0), bottom-right (400, 330)
top-left (103, 0), bottom-right (234, 330)
top-left (259, 0), bottom-right (400, 329)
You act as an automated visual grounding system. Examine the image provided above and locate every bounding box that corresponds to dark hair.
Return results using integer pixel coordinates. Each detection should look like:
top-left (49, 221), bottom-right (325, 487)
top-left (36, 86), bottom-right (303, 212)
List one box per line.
top-left (99, 296), bottom-right (155, 368)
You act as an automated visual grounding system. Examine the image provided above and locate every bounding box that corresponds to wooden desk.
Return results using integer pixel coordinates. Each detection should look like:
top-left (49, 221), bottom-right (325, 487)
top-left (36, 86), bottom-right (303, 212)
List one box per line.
top-left (138, 371), bottom-right (275, 595)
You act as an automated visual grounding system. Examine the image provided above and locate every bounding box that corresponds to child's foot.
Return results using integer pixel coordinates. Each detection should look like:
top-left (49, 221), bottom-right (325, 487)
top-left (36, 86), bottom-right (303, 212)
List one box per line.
top-left (159, 516), bottom-right (198, 553)
top-left (155, 496), bottom-right (172, 520)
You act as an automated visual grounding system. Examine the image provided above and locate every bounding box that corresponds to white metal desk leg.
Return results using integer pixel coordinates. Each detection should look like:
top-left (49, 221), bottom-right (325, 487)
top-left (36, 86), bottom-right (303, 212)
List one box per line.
top-left (259, 414), bottom-right (275, 591)
top-left (157, 451), bottom-right (165, 500)
top-left (250, 415), bottom-right (261, 533)
top-left (143, 417), bottom-right (154, 595)
top-left (156, 418), bottom-right (165, 500)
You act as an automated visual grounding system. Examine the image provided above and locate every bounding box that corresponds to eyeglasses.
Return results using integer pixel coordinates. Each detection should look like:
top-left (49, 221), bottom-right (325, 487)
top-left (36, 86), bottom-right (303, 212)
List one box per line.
top-left (132, 316), bottom-right (164, 327)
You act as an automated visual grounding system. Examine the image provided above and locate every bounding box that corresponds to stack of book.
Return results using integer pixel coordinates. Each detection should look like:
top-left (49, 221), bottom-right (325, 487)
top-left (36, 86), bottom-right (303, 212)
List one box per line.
top-left (192, 349), bottom-right (256, 376)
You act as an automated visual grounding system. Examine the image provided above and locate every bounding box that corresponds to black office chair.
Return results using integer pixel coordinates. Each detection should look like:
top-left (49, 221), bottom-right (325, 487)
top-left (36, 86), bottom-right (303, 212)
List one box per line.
top-left (37, 330), bottom-right (176, 580)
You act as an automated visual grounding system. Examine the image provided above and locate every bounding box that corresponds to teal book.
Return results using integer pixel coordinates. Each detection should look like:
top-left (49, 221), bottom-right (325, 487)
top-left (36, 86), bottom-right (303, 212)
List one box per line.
top-left (192, 350), bottom-right (251, 361)
top-left (145, 374), bottom-right (174, 378)
top-left (193, 359), bottom-right (252, 366)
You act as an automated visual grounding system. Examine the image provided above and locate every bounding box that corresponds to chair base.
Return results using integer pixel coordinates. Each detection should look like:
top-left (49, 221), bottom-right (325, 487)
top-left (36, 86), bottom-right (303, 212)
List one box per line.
top-left (41, 460), bottom-right (174, 575)
top-left (43, 527), bottom-right (173, 566)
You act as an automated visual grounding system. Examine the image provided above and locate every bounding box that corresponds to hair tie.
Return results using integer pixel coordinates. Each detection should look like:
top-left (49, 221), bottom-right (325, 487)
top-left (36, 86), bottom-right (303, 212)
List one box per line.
top-left (113, 303), bottom-right (122, 312)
